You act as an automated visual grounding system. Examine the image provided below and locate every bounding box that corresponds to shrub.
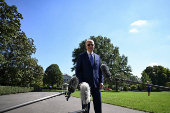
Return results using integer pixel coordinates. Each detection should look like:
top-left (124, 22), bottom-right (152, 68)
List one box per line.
top-left (123, 86), bottom-right (129, 91)
top-left (0, 86), bottom-right (34, 95)
top-left (130, 85), bottom-right (138, 91)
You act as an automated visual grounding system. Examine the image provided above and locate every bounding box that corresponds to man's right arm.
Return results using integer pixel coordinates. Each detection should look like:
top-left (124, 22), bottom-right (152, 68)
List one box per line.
top-left (76, 55), bottom-right (82, 85)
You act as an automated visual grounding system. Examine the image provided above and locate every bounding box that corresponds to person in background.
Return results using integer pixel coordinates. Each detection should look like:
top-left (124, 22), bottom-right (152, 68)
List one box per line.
top-left (76, 39), bottom-right (104, 113)
top-left (146, 81), bottom-right (151, 96)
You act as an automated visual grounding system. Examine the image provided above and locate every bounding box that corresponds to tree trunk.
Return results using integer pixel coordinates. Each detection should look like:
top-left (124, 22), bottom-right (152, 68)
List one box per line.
top-left (116, 82), bottom-right (118, 92)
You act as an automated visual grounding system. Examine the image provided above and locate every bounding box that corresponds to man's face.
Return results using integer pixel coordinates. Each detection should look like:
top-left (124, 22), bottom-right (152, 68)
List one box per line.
top-left (86, 40), bottom-right (95, 53)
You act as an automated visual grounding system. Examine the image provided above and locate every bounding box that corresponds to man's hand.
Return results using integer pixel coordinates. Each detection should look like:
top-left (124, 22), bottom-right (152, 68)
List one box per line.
top-left (100, 83), bottom-right (103, 90)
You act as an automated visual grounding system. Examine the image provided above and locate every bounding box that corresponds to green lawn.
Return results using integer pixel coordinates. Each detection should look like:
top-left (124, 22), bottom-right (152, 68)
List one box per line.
top-left (71, 90), bottom-right (170, 113)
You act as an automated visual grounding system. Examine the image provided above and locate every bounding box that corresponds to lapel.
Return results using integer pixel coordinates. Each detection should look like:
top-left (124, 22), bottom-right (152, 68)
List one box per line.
top-left (93, 53), bottom-right (96, 64)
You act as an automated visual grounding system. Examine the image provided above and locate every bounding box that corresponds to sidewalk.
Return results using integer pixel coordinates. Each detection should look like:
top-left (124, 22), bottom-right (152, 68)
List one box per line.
top-left (0, 92), bottom-right (146, 113)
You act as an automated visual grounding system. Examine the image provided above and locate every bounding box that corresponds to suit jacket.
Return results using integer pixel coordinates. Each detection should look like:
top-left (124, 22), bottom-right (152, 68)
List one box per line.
top-left (76, 52), bottom-right (104, 88)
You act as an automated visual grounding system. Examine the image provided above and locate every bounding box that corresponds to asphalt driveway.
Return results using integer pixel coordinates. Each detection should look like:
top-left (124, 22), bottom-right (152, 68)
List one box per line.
top-left (0, 92), bottom-right (146, 113)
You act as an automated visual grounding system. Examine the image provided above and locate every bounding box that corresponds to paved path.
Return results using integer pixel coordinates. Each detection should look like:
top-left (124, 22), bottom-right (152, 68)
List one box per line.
top-left (0, 92), bottom-right (146, 113)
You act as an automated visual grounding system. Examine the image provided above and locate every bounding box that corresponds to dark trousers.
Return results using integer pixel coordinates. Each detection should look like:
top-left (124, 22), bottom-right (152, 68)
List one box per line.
top-left (82, 87), bottom-right (102, 113)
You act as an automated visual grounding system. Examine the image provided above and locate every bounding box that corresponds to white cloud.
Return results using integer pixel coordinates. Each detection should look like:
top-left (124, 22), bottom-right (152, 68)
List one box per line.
top-left (130, 20), bottom-right (147, 26)
top-left (129, 28), bottom-right (138, 33)
top-left (149, 63), bottom-right (158, 67)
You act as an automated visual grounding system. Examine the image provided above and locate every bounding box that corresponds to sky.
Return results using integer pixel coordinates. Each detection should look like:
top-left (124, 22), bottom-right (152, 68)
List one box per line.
top-left (5, 0), bottom-right (170, 78)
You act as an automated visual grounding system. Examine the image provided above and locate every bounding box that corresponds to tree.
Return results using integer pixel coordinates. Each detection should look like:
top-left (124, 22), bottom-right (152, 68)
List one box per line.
top-left (0, 0), bottom-right (43, 86)
top-left (142, 65), bottom-right (170, 87)
top-left (71, 36), bottom-right (132, 88)
top-left (141, 71), bottom-right (152, 83)
top-left (129, 75), bottom-right (138, 82)
top-left (43, 64), bottom-right (64, 87)
top-left (17, 57), bottom-right (44, 87)
top-left (140, 71), bottom-right (152, 90)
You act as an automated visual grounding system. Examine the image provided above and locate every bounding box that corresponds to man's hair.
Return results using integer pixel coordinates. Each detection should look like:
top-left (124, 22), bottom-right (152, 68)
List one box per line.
top-left (85, 39), bottom-right (94, 45)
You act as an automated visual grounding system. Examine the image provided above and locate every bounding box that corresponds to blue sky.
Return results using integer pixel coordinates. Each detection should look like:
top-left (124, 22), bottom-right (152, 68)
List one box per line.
top-left (5, 0), bottom-right (170, 78)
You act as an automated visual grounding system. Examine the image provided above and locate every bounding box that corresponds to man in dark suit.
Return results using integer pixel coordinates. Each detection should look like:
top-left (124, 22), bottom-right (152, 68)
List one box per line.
top-left (76, 39), bottom-right (104, 113)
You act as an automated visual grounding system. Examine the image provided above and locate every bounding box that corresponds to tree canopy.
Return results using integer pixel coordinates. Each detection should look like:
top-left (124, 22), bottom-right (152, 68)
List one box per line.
top-left (72, 36), bottom-right (132, 82)
top-left (0, 0), bottom-right (43, 86)
top-left (142, 65), bottom-right (170, 87)
top-left (43, 64), bottom-right (64, 87)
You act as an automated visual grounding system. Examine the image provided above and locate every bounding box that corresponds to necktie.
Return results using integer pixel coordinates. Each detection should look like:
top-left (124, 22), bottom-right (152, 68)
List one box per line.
top-left (90, 53), bottom-right (94, 67)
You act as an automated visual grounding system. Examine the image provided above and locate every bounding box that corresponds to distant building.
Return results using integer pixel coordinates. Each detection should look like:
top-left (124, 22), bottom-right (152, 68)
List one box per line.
top-left (63, 74), bottom-right (72, 83)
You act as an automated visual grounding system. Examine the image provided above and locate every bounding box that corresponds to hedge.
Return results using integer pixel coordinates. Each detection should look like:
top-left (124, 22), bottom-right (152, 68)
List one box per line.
top-left (0, 86), bottom-right (34, 95)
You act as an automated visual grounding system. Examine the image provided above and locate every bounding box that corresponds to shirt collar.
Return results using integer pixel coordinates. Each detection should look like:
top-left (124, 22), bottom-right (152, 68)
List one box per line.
top-left (87, 50), bottom-right (94, 55)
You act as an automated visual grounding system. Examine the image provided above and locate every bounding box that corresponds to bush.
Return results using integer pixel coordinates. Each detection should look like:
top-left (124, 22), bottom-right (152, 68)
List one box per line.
top-left (0, 86), bottom-right (34, 95)
top-left (123, 86), bottom-right (128, 91)
top-left (130, 85), bottom-right (138, 91)
top-left (34, 87), bottom-right (42, 92)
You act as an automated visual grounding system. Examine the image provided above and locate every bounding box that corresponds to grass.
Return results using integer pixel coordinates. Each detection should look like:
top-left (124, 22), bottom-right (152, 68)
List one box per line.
top-left (71, 90), bottom-right (170, 113)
